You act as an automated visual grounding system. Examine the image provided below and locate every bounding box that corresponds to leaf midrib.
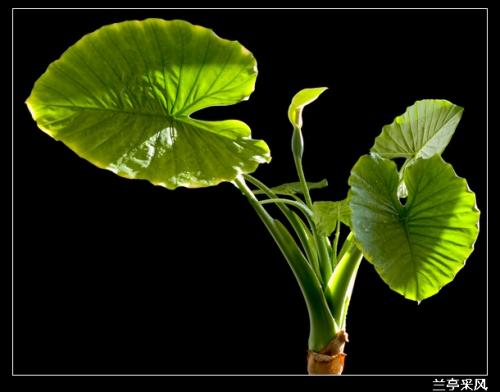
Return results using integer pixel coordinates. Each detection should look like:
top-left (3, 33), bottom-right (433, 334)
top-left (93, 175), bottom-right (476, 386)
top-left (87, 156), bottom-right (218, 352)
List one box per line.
top-left (37, 103), bottom-right (172, 119)
top-left (401, 213), bottom-right (419, 299)
top-left (36, 102), bottom-right (253, 147)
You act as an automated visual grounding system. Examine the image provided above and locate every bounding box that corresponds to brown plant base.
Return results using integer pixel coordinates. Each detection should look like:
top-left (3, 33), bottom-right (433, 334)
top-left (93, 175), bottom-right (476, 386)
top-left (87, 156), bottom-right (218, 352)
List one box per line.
top-left (307, 330), bottom-right (348, 374)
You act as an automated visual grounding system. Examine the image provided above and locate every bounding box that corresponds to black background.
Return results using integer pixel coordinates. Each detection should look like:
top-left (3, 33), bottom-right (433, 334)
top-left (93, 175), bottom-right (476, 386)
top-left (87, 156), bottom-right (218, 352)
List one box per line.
top-left (13, 8), bottom-right (487, 378)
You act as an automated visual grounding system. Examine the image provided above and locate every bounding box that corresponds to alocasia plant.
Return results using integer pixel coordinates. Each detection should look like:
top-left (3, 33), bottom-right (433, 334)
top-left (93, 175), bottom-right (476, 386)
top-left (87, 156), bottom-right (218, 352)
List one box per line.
top-left (26, 18), bottom-right (480, 374)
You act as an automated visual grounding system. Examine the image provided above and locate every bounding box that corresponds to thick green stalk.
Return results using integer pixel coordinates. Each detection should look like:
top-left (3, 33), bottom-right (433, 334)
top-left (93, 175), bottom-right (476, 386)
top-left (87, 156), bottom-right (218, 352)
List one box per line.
top-left (244, 174), bottom-right (321, 278)
top-left (290, 211), bottom-right (321, 275)
top-left (331, 219), bottom-right (341, 269)
top-left (259, 198), bottom-right (314, 221)
top-left (314, 231), bottom-right (332, 285)
top-left (234, 176), bottom-right (337, 351)
top-left (292, 127), bottom-right (332, 285)
top-left (326, 232), bottom-right (363, 329)
top-left (292, 128), bottom-right (313, 210)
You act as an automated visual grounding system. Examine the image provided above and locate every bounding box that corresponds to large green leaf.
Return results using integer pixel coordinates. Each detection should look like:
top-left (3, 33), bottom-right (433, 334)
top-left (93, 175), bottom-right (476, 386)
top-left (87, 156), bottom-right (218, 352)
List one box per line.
top-left (371, 99), bottom-right (463, 161)
top-left (26, 19), bottom-right (270, 189)
top-left (349, 154), bottom-right (479, 301)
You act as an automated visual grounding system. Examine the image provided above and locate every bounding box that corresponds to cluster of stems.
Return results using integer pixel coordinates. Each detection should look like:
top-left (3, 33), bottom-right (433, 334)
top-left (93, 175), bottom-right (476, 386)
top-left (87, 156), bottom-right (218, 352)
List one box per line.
top-left (232, 123), bottom-right (363, 355)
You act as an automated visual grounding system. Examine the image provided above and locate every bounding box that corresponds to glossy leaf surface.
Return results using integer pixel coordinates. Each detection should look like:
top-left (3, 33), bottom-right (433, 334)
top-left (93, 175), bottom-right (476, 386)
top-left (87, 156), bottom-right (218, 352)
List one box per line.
top-left (371, 99), bottom-right (463, 162)
top-left (27, 19), bottom-right (270, 189)
top-left (349, 154), bottom-right (479, 301)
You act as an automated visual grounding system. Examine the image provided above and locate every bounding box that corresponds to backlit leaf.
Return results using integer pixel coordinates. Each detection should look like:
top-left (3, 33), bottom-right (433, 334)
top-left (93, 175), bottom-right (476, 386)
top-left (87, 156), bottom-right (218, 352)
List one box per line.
top-left (27, 19), bottom-right (270, 189)
top-left (371, 99), bottom-right (463, 161)
top-left (349, 154), bottom-right (479, 301)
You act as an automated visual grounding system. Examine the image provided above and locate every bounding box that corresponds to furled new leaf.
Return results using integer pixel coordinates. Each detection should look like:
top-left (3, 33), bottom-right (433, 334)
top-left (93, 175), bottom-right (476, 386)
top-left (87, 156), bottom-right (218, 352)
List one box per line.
top-left (288, 87), bottom-right (328, 129)
top-left (312, 200), bottom-right (351, 236)
top-left (349, 154), bottom-right (479, 301)
top-left (26, 19), bottom-right (270, 189)
top-left (371, 99), bottom-right (463, 162)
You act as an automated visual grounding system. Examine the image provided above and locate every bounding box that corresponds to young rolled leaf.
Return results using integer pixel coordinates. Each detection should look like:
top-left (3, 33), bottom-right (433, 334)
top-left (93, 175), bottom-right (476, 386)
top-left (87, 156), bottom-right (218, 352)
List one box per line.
top-left (26, 19), bottom-right (270, 189)
top-left (288, 87), bottom-right (328, 129)
top-left (371, 99), bottom-right (463, 162)
top-left (312, 199), bottom-right (351, 236)
top-left (349, 154), bottom-right (480, 301)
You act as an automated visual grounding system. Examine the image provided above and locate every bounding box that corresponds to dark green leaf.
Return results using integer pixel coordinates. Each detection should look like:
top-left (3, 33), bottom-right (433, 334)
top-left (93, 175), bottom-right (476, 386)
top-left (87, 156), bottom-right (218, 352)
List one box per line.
top-left (26, 19), bottom-right (270, 189)
top-left (349, 154), bottom-right (479, 301)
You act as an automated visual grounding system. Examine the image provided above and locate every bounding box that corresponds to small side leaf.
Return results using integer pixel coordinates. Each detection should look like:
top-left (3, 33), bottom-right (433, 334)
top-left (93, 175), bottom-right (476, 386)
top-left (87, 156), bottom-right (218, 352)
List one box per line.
top-left (312, 199), bottom-right (351, 236)
top-left (254, 179), bottom-right (328, 196)
top-left (371, 99), bottom-right (463, 161)
top-left (349, 154), bottom-right (480, 301)
top-left (288, 87), bottom-right (328, 129)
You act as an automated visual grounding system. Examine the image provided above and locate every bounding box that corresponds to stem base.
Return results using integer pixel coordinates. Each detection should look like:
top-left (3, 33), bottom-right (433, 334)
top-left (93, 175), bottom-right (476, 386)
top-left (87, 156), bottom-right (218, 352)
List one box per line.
top-left (307, 330), bottom-right (348, 375)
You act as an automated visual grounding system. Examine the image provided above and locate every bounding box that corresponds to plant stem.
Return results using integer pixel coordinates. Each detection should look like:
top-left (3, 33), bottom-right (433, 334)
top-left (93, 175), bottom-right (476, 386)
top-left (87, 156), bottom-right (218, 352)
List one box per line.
top-left (316, 232), bottom-right (332, 286)
top-left (234, 176), bottom-right (337, 351)
top-left (290, 211), bottom-right (321, 275)
top-left (331, 220), bottom-right (341, 269)
top-left (294, 154), bottom-right (313, 210)
top-left (291, 129), bottom-right (333, 286)
top-left (326, 232), bottom-right (363, 329)
top-left (244, 174), bottom-right (321, 277)
top-left (259, 198), bottom-right (314, 220)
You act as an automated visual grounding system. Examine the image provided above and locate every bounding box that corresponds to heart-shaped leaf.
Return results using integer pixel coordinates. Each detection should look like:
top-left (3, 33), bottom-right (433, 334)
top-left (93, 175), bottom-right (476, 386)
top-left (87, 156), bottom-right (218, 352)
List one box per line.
top-left (312, 199), bottom-right (351, 236)
top-left (26, 19), bottom-right (270, 189)
top-left (371, 99), bottom-right (463, 161)
top-left (349, 154), bottom-right (479, 301)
